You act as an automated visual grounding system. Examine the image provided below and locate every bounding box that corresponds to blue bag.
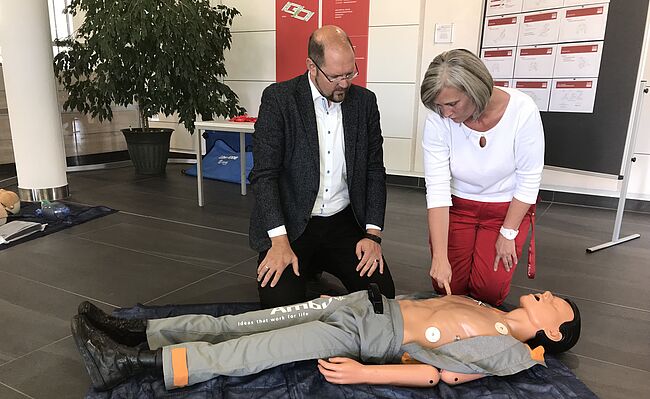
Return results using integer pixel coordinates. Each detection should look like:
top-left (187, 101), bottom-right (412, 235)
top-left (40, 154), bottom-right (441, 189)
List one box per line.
top-left (184, 139), bottom-right (253, 184)
top-left (204, 130), bottom-right (253, 153)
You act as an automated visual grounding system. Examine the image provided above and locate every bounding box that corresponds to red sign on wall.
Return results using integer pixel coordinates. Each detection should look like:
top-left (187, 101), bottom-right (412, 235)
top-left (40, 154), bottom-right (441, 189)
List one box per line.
top-left (276, 1), bottom-right (319, 83)
top-left (322, 0), bottom-right (370, 87)
top-left (276, 0), bottom-right (370, 87)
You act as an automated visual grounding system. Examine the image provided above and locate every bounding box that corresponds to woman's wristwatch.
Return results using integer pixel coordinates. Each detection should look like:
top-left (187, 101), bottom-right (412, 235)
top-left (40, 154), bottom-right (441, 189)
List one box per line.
top-left (499, 226), bottom-right (519, 240)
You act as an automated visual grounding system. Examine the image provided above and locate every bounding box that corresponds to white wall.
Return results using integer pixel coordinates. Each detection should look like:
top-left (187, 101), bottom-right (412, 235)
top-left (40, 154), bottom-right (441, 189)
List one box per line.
top-left (167, 0), bottom-right (650, 202)
top-left (413, 0), bottom-right (485, 174)
top-left (367, 0), bottom-right (422, 172)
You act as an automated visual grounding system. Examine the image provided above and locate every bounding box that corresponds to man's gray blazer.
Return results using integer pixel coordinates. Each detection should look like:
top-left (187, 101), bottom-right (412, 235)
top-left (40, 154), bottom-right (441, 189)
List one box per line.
top-left (249, 73), bottom-right (387, 252)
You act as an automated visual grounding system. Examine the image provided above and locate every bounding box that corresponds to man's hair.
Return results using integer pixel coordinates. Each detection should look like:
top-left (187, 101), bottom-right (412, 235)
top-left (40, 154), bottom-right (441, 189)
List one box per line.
top-left (420, 49), bottom-right (494, 120)
top-left (526, 298), bottom-right (581, 354)
top-left (307, 31), bottom-right (354, 67)
top-left (308, 33), bottom-right (326, 66)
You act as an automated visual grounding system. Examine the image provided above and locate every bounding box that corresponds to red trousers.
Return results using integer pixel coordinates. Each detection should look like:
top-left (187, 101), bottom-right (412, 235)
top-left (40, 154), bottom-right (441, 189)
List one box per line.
top-left (433, 196), bottom-right (536, 306)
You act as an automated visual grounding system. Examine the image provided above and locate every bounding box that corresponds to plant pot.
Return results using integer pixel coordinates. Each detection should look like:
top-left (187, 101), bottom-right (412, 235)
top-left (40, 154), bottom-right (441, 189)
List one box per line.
top-left (121, 128), bottom-right (174, 175)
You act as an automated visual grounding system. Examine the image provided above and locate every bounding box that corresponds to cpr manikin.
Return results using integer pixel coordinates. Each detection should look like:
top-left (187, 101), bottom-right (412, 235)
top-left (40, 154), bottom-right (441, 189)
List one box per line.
top-left (72, 289), bottom-right (580, 391)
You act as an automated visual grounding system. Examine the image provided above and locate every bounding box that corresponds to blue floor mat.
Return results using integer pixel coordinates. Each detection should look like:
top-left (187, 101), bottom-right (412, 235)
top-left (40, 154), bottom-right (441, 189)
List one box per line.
top-left (84, 302), bottom-right (598, 399)
top-left (2, 201), bottom-right (116, 251)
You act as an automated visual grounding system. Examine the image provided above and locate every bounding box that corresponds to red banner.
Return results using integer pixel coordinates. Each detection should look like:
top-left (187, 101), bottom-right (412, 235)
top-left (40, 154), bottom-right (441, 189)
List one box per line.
top-left (275, 0), bottom-right (370, 87)
top-left (322, 0), bottom-right (370, 87)
top-left (276, 1), bottom-right (319, 82)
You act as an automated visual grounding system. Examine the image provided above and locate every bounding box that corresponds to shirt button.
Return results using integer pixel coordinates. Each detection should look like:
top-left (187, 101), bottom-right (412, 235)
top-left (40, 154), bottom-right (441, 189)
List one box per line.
top-left (327, 151), bottom-right (331, 154)
top-left (327, 170), bottom-right (330, 174)
top-left (325, 189), bottom-right (329, 192)
top-left (328, 131), bottom-right (331, 134)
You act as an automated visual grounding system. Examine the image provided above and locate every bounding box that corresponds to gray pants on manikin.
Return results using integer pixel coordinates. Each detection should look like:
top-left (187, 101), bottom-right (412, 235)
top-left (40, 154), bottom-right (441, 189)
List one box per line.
top-left (146, 291), bottom-right (404, 390)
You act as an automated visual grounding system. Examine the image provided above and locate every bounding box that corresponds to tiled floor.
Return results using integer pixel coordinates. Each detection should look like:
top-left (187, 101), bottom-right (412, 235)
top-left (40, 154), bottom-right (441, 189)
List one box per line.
top-left (0, 164), bottom-right (649, 398)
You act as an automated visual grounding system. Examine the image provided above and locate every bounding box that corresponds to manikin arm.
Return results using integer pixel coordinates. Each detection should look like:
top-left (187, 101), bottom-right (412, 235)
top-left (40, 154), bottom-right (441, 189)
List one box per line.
top-left (318, 358), bottom-right (440, 387)
top-left (440, 370), bottom-right (486, 385)
top-left (318, 357), bottom-right (488, 387)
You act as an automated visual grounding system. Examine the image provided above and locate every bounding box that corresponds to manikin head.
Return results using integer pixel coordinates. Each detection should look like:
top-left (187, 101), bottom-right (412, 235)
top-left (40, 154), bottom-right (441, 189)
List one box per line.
top-left (520, 291), bottom-right (581, 354)
top-left (306, 25), bottom-right (358, 103)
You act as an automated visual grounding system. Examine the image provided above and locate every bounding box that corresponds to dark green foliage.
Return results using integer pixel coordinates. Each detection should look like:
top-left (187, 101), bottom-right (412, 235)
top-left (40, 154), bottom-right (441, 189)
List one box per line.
top-left (53, 0), bottom-right (245, 133)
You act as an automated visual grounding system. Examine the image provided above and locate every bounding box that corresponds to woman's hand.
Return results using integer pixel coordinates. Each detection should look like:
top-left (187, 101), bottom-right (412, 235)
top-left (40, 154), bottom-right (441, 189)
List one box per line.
top-left (494, 235), bottom-right (517, 272)
top-left (429, 256), bottom-right (452, 295)
top-left (318, 357), bottom-right (367, 385)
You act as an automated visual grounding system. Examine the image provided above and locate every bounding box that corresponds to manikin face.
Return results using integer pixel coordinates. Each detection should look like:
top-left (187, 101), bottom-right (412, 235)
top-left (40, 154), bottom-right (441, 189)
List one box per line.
top-left (520, 291), bottom-right (575, 341)
top-left (433, 86), bottom-right (477, 123)
top-left (307, 46), bottom-right (356, 103)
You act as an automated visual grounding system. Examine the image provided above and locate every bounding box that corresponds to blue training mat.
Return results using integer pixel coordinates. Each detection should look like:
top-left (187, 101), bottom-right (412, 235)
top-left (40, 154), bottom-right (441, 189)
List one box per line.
top-left (84, 302), bottom-right (598, 399)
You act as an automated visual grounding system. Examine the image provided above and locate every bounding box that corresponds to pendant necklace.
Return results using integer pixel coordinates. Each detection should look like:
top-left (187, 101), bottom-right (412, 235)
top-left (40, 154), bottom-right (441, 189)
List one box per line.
top-left (462, 123), bottom-right (487, 148)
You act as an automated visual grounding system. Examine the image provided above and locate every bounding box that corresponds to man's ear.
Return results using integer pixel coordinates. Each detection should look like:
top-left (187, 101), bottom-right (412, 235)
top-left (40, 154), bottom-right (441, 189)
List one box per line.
top-left (306, 59), bottom-right (317, 77)
top-left (544, 328), bottom-right (563, 342)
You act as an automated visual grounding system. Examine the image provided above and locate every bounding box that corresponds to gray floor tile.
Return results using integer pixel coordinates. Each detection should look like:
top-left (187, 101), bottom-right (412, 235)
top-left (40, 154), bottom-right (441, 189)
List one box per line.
top-left (0, 384), bottom-right (31, 399)
top-left (511, 205), bottom-right (650, 310)
top-left (389, 261), bottom-right (435, 295)
top-left (147, 271), bottom-right (260, 305)
top-left (223, 257), bottom-right (259, 279)
top-left (67, 165), bottom-right (254, 235)
top-left (0, 235), bottom-right (215, 307)
top-left (69, 183), bottom-right (252, 235)
top-left (0, 336), bottom-right (91, 399)
top-left (561, 354), bottom-right (650, 399)
top-left (75, 218), bottom-right (255, 270)
top-left (0, 271), bottom-right (85, 363)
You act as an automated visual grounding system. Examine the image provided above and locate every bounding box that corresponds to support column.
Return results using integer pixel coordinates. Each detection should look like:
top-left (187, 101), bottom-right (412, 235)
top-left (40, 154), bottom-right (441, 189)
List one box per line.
top-left (0, 0), bottom-right (69, 200)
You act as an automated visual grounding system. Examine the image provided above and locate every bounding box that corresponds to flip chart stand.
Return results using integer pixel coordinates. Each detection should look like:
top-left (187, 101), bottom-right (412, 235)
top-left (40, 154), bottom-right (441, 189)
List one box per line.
top-left (587, 81), bottom-right (647, 253)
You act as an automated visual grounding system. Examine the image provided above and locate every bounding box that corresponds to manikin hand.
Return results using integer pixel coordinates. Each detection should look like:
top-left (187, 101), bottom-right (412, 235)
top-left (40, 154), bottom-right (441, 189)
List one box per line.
top-left (317, 357), bottom-right (367, 385)
top-left (257, 235), bottom-right (299, 287)
top-left (494, 235), bottom-right (517, 272)
top-left (355, 239), bottom-right (383, 277)
top-left (429, 256), bottom-right (452, 295)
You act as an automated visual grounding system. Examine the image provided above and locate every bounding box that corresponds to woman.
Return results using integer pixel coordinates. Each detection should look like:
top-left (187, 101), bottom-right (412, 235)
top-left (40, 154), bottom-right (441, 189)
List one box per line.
top-left (420, 49), bottom-right (544, 306)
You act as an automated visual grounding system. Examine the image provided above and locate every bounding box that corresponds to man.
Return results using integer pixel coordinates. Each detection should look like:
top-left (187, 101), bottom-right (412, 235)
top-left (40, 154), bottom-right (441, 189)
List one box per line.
top-left (249, 25), bottom-right (395, 308)
top-left (72, 290), bottom-right (580, 391)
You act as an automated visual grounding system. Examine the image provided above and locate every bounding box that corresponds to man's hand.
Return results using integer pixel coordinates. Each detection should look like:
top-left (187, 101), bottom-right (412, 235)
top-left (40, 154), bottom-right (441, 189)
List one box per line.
top-left (257, 235), bottom-right (299, 287)
top-left (355, 234), bottom-right (383, 277)
top-left (494, 235), bottom-right (517, 272)
top-left (430, 255), bottom-right (452, 295)
top-left (317, 357), bottom-right (367, 385)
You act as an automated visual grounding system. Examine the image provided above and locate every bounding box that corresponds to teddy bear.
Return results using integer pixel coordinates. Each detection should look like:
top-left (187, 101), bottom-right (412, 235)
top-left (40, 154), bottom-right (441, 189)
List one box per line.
top-left (0, 189), bottom-right (21, 226)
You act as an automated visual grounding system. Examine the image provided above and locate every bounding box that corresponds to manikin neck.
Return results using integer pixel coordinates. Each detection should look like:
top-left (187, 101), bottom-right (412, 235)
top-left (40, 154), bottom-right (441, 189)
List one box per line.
top-left (501, 308), bottom-right (539, 343)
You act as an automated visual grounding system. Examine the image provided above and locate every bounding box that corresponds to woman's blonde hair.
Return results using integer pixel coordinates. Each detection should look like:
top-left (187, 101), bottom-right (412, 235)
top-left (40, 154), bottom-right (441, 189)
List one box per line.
top-left (420, 49), bottom-right (494, 120)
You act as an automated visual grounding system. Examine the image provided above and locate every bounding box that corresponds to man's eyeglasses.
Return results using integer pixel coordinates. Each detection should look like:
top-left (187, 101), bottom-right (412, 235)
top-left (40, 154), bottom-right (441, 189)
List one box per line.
top-left (311, 59), bottom-right (359, 84)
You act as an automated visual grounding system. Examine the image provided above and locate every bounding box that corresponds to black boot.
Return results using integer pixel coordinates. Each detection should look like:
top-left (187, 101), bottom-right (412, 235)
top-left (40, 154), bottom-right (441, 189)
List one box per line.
top-left (71, 314), bottom-right (162, 391)
top-left (78, 301), bottom-right (147, 346)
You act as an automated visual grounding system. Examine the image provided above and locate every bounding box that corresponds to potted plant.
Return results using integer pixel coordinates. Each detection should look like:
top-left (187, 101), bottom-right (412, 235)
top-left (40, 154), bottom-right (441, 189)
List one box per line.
top-left (53, 0), bottom-right (245, 175)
